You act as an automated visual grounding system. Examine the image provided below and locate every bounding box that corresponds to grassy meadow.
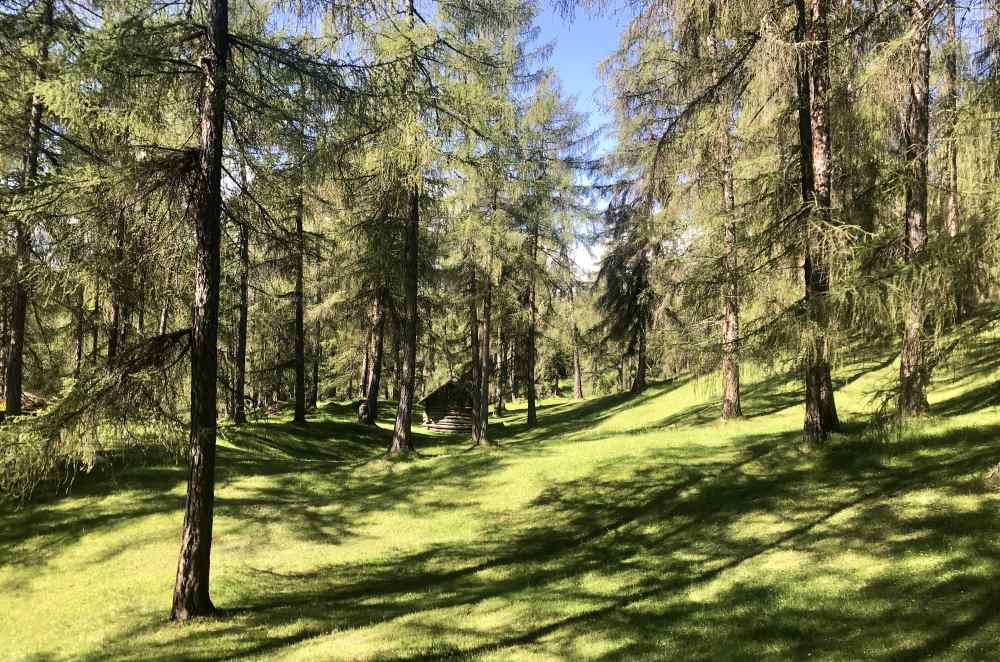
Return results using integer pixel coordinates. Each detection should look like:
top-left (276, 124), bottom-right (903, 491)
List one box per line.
top-left (3, 340), bottom-right (1000, 661)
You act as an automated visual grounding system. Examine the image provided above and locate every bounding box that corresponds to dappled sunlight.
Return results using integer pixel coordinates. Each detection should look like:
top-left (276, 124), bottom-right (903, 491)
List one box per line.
top-left (4, 358), bottom-right (1000, 660)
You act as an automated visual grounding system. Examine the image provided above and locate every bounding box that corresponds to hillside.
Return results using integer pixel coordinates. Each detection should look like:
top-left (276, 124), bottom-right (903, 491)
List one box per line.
top-left (3, 348), bottom-right (1000, 661)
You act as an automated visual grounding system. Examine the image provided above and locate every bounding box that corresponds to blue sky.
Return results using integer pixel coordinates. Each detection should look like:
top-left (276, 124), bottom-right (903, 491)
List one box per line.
top-left (533, 5), bottom-right (628, 274)
top-left (534, 4), bottom-right (628, 154)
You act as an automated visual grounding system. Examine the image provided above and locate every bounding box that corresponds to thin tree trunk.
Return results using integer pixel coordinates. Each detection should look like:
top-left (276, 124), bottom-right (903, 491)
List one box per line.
top-left (310, 288), bottom-right (320, 410)
top-left (293, 189), bottom-right (306, 425)
top-left (572, 323), bottom-right (583, 400)
top-left (944, 0), bottom-right (959, 239)
top-left (74, 285), bottom-right (84, 378)
top-left (525, 223), bottom-right (539, 427)
top-left (362, 292), bottom-right (385, 425)
top-left (618, 353), bottom-right (625, 392)
top-left (476, 272), bottom-right (492, 445)
top-left (171, 0), bottom-right (227, 621)
top-left (5, 0), bottom-right (52, 416)
top-left (468, 262), bottom-right (482, 443)
top-left (158, 303), bottom-right (169, 335)
top-left (389, 186), bottom-right (419, 456)
top-left (232, 219), bottom-right (249, 426)
top-left (709, 3), bottom-right (742, 420)
top-left (91, 288), bottom-right (100, 359)
top-left (359, 330), bottom-right (371, 401)
top-left (392, 314), bottom-right (401, 401)
top-left (494, 322), bottom-right (506, 417)
top-left (800, 0), bottom-right (839, 441)
top-left (898, 0), bottom-right (932, 417)
top-left (630, 330), bottom-right (647, 394)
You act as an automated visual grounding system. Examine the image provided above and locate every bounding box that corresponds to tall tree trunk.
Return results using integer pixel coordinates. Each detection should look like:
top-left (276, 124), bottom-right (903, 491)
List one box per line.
top-left (525, 223), bottom-right (539, 427)
top-left (468, 263), bottom-right (482, 443)
top-left (572, 322), bottom-right (583, 400)
top-left (494, 321), bottom-right (507, 417)
top-left (618, 353), bottom-right (625, 392)
top-left (800, 0), bottom-right (840, 441)
top-left (293, 189), bottom-right (306, 425)
top-left (392, 314), bottom-right (402, 401)
top-left (232, 219), bottom-right (249, 426)
top-left (5, 0), bottom-right (53, 416)
top-left (91, 287), bottom-right (100, 359)
top-left (359, 330), bottom-right (371, 400)
top-left (362, 292), bottom-right (385, 425)
top-left (898, 0), bottom-right (932, 417)
top-left (310, 287), bottom-right (320, 410)
top-left (74, 285), bottom-right (85, 378)
top-left (944, 0), bottom-right (959, 239)
top-left (630, 330), bottom-right (647, 394)
top-left (108, 210), bottom-right (128, 364)
top-left (171, 0), bottom-right (228, 621)
top-left (0, 303), bottom-right (7, 403)
top-left (476, 273), bottom-right (492, 445)
top-left (709, 4), bottom-right (741, 420)
top-left (389, 187), bottom-right (419, 456)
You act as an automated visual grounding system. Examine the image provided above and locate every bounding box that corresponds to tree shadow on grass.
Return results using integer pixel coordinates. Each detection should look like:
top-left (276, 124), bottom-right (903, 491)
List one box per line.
top-left (495, 379), bottom-right (690, 447)
top-left (52, 420), bottom-right (1000, 661)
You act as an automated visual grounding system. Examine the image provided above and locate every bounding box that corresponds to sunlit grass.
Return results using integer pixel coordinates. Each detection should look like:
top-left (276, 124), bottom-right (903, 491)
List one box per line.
top-left (2, 352), bottom-right (999, 661)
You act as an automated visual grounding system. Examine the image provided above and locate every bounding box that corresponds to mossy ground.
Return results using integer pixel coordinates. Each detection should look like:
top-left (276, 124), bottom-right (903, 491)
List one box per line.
top-left (3, 342), bottom-right (1000, 661)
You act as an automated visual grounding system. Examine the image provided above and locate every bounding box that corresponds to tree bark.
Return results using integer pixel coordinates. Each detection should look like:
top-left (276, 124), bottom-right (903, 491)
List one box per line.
top-left (362, 291), bottom-right (385, 425)
top-left (708, 3), bottom-right (741, 420)
top-left (232, 219), bottom-right (249, 426)
top-left (5, 0), bottom-right (52, 416)
top-left (630, 329), bottom-right (646, 394)
top-left (171, 0), bottom-right (227, 621)
top-left (494, 322), bottom-right (507, 417)
top-left (359, 329), bottom-right (371, 400)
top-left (392, 313), bottom-right (402, 401)
top-left (468, 262), bottom-right (482, 443)
top-left (293, 189), bottom-right (306, 425)
top-left (572, 322), bottom-right (584, 400)
top-left (944, 0), bottom-right (959, 239)
top-left (800, 0), bottom-right (839, 442)
top-left (91, 287), bottom-right (100, 359)
top-left (389, 186), bottom-right (419, 456)
top-left (476, 272), bottom-right (492, 445)
top-left (525, 222), bottom-right (539, 427)
top-left (74, 285), bottom-right (85, 378)
top-left (898, 0), bottom-right (932, 417)
top-left (310, 287), bottom-right (320, 410)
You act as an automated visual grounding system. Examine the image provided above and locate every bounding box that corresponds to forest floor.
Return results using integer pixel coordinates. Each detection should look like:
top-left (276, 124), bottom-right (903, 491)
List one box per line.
top-left (3, 341), bottom-right (1000, 660)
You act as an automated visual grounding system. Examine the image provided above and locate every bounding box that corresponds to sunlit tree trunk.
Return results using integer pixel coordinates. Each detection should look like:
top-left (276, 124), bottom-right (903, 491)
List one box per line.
top-left (572, 322), bottom-right (583, 400)
top-left (232, 219), bottom-right (249, 426)
top-left (708, 3), bottom-right (741, 420)
top-left (800, 0), bottom-right (840, 441)
top-left (74, 285), bottom-right (85, 378)
top-left (389, 186), bottom-right (419, 456)
top-left (526, 222), bottom-right (539, 426)
top-left (293, 189), bottom-right (306, 425)
top-left (630, 329), bottom-right (646, 394)
top-left (898, 0), bottom-right (931, 417)
top-left (362, 292), bottom-right (385, 425)
top-left (171, 0), bottom-right (228, 621)
top-left (6, 0), bottom-right (53, 416)
top-left (468, 262), bottom-right (482, 441)
top-left (476, 273), bottom-right (492, 444)
top-left (944, 0), bottom-right (959, 239)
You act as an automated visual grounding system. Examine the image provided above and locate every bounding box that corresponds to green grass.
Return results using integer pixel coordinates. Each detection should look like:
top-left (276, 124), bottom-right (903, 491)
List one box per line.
top-left (3, 345), bottom-right (1000, 661)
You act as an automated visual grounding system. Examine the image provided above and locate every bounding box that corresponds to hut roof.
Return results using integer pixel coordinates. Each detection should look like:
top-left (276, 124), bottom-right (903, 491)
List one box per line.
top-left (419, 373), bottom-right (474, 409)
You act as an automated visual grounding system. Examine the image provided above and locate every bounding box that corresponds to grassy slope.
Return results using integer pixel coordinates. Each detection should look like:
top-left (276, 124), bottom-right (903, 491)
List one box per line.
top-left (2, 341), bottom-right (1000, 661)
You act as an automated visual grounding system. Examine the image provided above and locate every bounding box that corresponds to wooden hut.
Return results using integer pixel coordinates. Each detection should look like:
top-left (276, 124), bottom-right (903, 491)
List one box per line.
top-left (420, 375), bottom-right (474, 433)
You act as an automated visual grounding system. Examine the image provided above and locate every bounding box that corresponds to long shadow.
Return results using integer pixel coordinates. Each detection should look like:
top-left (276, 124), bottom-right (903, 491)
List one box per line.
top-left (49, 419), bottom-right (1000, 661)
top-left (496, 379), bottom-right (690, 446)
